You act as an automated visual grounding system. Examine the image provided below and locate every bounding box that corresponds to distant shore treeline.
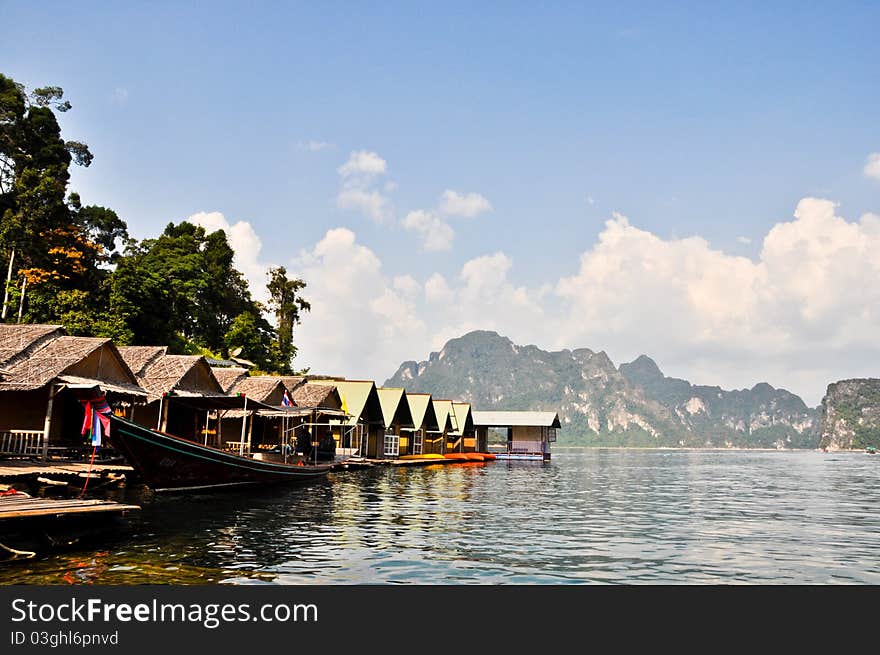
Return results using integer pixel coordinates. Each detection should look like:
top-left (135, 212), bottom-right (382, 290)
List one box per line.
top-left (0, 73), bottom-right (308, 373)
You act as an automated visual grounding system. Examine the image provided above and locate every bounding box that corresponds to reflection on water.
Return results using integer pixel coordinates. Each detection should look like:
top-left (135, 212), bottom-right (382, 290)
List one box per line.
top-left (3, 450), bottom-right (880, 584)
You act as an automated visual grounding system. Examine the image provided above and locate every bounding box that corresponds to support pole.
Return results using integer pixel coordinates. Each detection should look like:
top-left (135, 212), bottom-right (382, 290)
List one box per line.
top-left (1, 247), bottom-right (14, 320)
top-left (41, 384), bottom-right (58, 462)
top-left (239, 396), bottom-right (248, 456)
top-left (16, 276), bottom-right (26, 323)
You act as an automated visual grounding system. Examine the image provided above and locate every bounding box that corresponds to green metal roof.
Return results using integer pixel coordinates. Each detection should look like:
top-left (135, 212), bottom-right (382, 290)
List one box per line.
top-left (310, 379), bottom-right (379, 426)
top-left (405, 393), bottom-right (439, 431)
top-left (376, 387), bottom-right (415, 428)
top-left (449, 402), bottom-right (474, 436)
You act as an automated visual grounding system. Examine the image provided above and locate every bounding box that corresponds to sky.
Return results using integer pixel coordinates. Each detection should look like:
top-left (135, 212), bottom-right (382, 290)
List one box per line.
top-left (2, 1), bottom-right (879, 405)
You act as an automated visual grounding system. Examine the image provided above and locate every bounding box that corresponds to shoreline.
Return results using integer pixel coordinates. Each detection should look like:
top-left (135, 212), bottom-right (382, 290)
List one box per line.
top-left (548, 445), bottom-right (869, 453)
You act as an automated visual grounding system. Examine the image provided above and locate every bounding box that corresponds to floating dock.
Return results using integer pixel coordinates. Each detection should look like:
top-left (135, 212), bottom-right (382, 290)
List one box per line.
top-left (0, 494), bottom-right (140, 521)
top-left (0, 460), bottom-right (134, 483)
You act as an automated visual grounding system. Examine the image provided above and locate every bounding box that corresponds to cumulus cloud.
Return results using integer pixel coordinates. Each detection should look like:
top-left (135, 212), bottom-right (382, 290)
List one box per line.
top-left (292, 228), bottom-right (427, 377)
top-left (402, 210), bottom-right (455, 251)
top-left (555, 199), bottom-right (880, 403)
top-left (402, 189), bottom-right (492, 251)
top-left (865, 153), bottom-right (880, 181)
top-left (336, 150), bottom-right (393, 223)
top-left (338, 150), bottom-right (387, 178)
top-left (291, 197), bottom-right (879, 405)
top-left (438, 190), bottom-right (492, 217)
top-left (187, 211), bottom-right (269, 303)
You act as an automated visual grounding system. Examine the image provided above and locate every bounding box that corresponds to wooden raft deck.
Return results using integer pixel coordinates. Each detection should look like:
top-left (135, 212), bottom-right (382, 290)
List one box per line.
top-left (0, 460), bottom-right (134, 481)
top-left (0, 494), bottom-right (140, 521)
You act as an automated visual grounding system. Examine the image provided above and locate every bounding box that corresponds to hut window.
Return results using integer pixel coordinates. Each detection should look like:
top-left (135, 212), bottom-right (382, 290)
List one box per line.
top-left (412, 430), bottom-right (423, 455)
top-left (547, 428), bottom-right (557, 442)
top-left (383, 433), bottom-right (400, 457)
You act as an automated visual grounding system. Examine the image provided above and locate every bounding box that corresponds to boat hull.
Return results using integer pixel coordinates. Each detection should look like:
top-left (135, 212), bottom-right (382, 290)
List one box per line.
top-left (108, 415), bottom-right (331, 493)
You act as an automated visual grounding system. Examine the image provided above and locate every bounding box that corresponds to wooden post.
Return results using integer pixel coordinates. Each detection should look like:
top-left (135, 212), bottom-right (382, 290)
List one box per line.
top-left (41, 384), bottom-right (58, 462)
top-left (1, 247), bottom-right (14, 320)
top-left (16, 276), bottom-right (26, 323)
top-left (239, 396), bottom-right (248, 456)
top-left (160, 396), bottom-right (169, 433)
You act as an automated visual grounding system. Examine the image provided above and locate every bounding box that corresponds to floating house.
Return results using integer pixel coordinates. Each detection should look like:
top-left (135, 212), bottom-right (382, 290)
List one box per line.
top-left (431, 399), bottom-right (456, 455)
top-left (126, 353), bottom-right (226, 441)
top-left (376, 387), bottom-right (415, 458)
top-left (310, 379), bottom-right (384, 457)
top-left (471, 411), bottom-right (560, 460)
top-left (447, 402), bottom-right (475, 453)
top-left (404, 393), bottom-right (440, 456)
top-left (1, 326), bottom-right (145, 459)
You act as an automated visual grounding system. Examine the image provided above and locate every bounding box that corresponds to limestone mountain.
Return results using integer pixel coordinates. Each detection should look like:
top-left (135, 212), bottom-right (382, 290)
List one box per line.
top-left (818, 379), bottom-right (880, 450)
top-left (385, 330), bottom-right (820, 448)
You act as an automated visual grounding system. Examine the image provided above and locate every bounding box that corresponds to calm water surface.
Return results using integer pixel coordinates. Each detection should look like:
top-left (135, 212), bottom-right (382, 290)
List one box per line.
top-left (3, 450), bottom-right (879, 584)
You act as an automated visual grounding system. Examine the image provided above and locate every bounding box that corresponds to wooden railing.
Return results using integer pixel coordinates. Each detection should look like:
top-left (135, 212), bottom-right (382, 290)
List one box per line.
top-left (506, 440), bottom-right (546, 454)
top-left (0, 430), bottom-right (44, 458)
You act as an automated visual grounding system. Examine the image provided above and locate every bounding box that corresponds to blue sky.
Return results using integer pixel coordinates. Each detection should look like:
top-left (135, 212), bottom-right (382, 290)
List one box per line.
top-left (3, 2), bottom-right (879, 404)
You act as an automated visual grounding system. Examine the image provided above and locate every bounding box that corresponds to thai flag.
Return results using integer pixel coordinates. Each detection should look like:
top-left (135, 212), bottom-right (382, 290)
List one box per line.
top-left (282, 390), bottom-right (293, 407)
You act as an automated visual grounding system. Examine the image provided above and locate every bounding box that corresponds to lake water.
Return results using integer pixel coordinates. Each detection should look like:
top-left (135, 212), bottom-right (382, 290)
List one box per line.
top-left (3, 450), bottom-right (880, 584)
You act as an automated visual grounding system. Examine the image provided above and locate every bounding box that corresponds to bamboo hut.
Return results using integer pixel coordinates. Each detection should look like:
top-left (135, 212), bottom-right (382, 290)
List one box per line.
top-left (0, 328), bottom-right (145, 459)
top-left (402, 393), bottom-right (440, 456)
top-left (448, 402), bottom-right (475, 453)
top-left (309, 379), bottom-right (383, 457)
top-left (375, 387), bottom-right (415, 459)
top-left (221, 376), bottom-right (290, 449)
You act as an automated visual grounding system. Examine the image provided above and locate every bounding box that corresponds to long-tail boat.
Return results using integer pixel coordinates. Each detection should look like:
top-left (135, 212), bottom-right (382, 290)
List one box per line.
top-left (108, 415), bottom-right (331, 493)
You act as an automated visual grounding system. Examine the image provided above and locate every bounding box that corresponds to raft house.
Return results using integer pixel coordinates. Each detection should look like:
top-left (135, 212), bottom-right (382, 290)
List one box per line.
top-left (471, 411), bottom-right (560, 461)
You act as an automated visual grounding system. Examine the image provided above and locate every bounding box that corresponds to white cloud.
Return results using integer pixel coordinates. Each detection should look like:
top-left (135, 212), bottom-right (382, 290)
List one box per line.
top-left (337, 150), bottom-right (387, 178)
top-left (555, 199), bottom-right (880, 404)
top-left (865, 153), bottom-right (880, 181)
top-left (337, 189), bottom-right (393, 223)
top-left (336, 150), bottom-right (393, 223)
top-left (439, 190), bottom-right (492, 217)
top-left (402, 210), bottom-right (455, 251)
top-left (290, 197), bottom-right (879, 405)
top-left (293, 228), bottom-right (427, 377)
top-left (187, 211), bottom-right (269, 303)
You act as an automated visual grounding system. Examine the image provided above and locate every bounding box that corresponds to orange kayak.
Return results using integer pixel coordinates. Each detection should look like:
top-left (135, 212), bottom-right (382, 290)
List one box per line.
top-left (478, 453), bottom-right (497, 461)
top-left (443, 453), bottom-right (470, 461)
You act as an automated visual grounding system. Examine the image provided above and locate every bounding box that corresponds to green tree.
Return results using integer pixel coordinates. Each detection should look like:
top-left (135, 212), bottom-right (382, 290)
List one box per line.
top-left (266, 265), bottom-right (310, 374)
top-left (0, 73), bottom-right (126, 325)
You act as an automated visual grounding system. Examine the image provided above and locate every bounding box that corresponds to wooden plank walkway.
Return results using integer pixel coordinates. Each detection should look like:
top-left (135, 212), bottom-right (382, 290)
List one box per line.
top-left (0, 493), bottom-right (140, 521)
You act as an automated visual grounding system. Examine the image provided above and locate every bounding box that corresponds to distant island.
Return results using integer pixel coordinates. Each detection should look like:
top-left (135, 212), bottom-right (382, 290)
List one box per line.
top-left (385, 330), bottom-right (880, 450)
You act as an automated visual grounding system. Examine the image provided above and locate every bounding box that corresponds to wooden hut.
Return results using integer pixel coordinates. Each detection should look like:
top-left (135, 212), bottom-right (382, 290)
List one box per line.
top-left (209, 366), bottom-right (249, 394)
top-left (375, 387), bottom-right (415, 459)
top-left (471, 411), bottom-right (560, 460)
top-left (128, 354), bottom-right (225, 442)
top-left (448, 402), bottom-right (475, 453)
top-left (0, 328), bottom-right (145, 459)
top-left (220, 376), bottom-right (291, 449)
top-left (430, 399), bottom-right (456, 455)
top-left (403, 393), bottom-right (440, 456)
top-left (309, 379), bottom-right (383, 457)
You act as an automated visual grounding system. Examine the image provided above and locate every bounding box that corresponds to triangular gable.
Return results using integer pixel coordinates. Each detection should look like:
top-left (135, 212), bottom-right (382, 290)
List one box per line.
top-left (449, 402), bottom-right (474, 436)
top-left (406, 393), bottom-right (439, 432)
top-left (311, 379), bottom-right (382, 425)
top-left (377, 387), bottom-right (414, 428)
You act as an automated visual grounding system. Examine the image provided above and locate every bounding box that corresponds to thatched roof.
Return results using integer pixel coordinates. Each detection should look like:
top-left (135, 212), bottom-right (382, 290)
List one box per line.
top-left (0, 335), bottom-right (143, 394)
top-left (0, 324), bottom-right (65, 367)
top-left (292, 382), bottom-right (341, 409)
top-left (229, 376), bottom-right (286, 403)
top-left (118, 345), bottom-right (167, 377)
top-left (210, 367), bottom-right (249, 393)
top-left (138, 355), bottom-right (223, 399)
top-left (276, 376), bottom-right (307, 392)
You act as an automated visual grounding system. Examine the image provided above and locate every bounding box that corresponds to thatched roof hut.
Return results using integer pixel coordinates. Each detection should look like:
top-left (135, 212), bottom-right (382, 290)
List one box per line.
top-left (228, 376), bottom-right (288, 405)
top-left (0, 324), bottom-right (66, 367)
top-left (210, 367), bottom-right (249, 394)
top-left (291, 383), bottom-right (342, 409)
top-left (118, 345), bottom-right (167, 378)
top-left (137, 355), bottom-right (224, 400)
